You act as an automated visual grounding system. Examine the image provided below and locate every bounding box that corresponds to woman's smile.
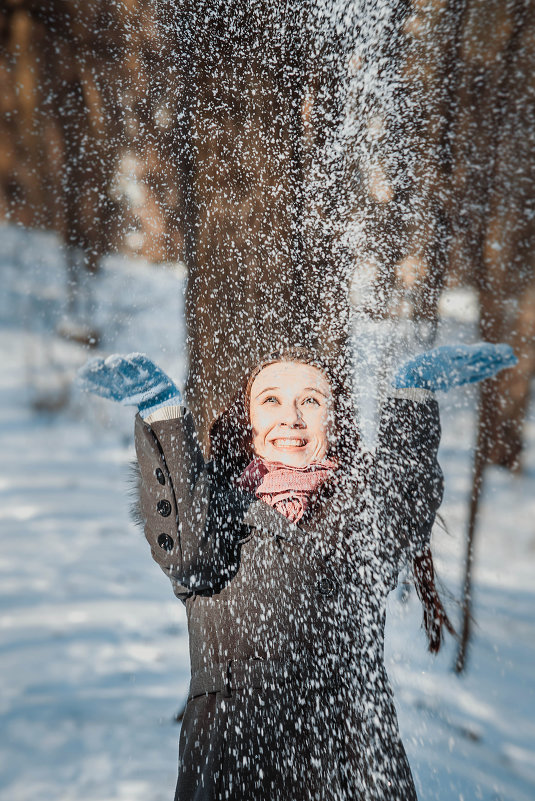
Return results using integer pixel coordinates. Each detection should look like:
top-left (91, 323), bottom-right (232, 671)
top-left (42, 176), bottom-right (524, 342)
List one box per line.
top-left (270, 436), bottom-right (308, 450)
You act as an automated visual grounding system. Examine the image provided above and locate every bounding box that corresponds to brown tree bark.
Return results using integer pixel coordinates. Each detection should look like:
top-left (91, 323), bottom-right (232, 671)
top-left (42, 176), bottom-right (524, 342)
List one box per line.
top-left (453, 0), bottom-right (534, 470)
top-left (158, 2), bottom-right (354, 446)
top-left (401, 0), bottom-right (469, 328)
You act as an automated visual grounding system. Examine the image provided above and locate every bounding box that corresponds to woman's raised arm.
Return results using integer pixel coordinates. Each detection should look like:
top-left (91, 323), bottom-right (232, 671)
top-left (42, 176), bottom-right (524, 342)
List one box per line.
top-left (374, 341), bottom-right (517, 558)
top-left (373, 388), bottom-right (444, 558)
top-left (77, 354), bottom-right (252, 600)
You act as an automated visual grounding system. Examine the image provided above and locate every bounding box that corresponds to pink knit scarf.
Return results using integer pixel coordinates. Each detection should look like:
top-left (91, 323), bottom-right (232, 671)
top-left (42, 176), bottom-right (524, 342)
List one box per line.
top-left (238, 456), bottom-right (338, 523)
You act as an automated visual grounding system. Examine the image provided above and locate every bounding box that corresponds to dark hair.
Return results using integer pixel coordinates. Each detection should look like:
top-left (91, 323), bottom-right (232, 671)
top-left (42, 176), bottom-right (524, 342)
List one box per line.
top-left (208, 346), bottom-right (360, 484)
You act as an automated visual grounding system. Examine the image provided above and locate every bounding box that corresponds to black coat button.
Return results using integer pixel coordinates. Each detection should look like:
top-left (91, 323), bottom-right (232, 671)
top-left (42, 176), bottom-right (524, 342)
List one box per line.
top-left (157, 533), bottom-right (174, 551)
top-left (317, 577), bottom-right (337, 597)
top-left (157, 499), bottom-right (172, 517)
top-left (155, 468), bottom-right (166, 485)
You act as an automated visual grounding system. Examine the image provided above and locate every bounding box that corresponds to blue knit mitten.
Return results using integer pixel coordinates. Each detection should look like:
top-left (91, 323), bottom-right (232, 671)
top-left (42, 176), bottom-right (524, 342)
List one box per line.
top-left (394, 343), bottom-right (517, 392)
top-left (77, 352), bottom-right (181, 418)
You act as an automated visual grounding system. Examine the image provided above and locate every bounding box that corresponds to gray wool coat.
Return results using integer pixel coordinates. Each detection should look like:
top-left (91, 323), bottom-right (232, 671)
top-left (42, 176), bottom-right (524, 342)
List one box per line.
top-left (133, 391), bottom-right (443, 801)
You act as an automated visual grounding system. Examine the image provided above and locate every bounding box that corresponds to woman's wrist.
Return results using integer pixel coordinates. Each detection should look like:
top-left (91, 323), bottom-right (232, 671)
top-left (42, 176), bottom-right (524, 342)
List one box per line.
top-left (139, 393), bottom-right (182, 420)
top-left (388, 387), bottom-right (435, 403)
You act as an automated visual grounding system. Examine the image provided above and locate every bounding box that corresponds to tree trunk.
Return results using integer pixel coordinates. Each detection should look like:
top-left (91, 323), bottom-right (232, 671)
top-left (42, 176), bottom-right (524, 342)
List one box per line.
top-left (161, 2), bottom-right (353, 447)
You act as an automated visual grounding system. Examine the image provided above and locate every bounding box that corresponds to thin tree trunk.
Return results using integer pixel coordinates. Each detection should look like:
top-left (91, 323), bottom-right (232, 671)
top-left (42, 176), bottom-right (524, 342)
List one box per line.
top-left (455, 380), bottom-right (491, 673)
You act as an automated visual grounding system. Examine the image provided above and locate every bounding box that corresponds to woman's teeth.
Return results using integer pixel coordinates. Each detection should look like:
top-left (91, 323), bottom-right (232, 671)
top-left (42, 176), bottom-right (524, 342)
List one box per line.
top-left (272, 438), bottom-right (307, 448)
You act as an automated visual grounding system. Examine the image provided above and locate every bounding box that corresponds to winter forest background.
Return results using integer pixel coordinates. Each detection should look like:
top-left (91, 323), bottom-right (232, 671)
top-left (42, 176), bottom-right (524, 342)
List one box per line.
top-left (0, 1), bottom-right (534, 800)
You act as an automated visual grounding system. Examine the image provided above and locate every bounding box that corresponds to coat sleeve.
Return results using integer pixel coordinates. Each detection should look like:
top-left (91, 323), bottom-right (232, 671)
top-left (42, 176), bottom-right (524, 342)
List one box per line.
top-left (134, 410), bottom-right (253, 601)
top-left (373, 392), bottom-right (444, 557)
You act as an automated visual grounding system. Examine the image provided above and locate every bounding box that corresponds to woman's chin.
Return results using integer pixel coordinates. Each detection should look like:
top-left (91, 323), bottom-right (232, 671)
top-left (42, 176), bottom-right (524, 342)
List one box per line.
top-left (265, 446), bottom-right (314, 467)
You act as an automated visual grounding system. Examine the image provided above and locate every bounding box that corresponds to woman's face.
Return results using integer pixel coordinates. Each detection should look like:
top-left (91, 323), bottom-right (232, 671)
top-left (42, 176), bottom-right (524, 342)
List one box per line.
top-left (249, 361), bottom-right (333, 467)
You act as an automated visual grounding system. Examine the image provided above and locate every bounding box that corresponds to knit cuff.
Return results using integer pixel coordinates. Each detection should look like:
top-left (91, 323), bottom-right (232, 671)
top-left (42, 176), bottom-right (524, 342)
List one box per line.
top-left (388, 387), bottom-right (435, 403)
top-left (141, 402), bottom-right (183, 423)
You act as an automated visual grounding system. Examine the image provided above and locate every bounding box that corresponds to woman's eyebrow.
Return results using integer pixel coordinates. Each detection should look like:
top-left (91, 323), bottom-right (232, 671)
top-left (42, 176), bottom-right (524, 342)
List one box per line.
top-left (303, 386), bottom-right (328, 397)
top-left (254, 386), bottom-right (280, 398)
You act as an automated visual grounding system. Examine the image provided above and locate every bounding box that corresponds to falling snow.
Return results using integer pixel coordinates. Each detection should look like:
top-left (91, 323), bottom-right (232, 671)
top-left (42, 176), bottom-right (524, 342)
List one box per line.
top-left (0, 0), bottom-right (534, 797)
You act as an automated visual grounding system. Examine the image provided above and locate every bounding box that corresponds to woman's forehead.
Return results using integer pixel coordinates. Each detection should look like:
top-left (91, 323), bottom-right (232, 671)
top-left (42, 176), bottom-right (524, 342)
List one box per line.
top-left (250, 361), bottom-right (331, 396)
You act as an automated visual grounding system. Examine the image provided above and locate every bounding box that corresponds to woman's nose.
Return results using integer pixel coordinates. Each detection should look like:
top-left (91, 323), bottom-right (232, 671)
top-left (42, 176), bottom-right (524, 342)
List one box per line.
top-left (281, 405), bottom-right (305, 427)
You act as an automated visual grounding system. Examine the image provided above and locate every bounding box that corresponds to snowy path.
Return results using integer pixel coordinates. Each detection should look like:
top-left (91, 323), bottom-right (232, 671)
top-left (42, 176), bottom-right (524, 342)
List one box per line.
top-left (1, 226), bottom-right (534, 801)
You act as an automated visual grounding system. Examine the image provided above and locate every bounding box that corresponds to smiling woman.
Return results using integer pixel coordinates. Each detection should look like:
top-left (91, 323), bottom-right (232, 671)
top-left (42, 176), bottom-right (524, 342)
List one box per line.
top-left (76, 341), bottom-right (516, 801)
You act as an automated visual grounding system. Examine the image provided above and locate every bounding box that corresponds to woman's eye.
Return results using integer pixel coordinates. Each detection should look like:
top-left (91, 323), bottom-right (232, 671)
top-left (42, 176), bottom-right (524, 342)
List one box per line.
top-left (303, 396), bottom-right (320, 406)
top-left (263, 396), bottom-right (279, 404)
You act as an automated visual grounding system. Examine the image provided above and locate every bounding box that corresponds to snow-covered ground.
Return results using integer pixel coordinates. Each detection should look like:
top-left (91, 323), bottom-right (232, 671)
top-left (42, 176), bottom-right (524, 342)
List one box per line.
top-left (0, 224), bottom-right (534, 801)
